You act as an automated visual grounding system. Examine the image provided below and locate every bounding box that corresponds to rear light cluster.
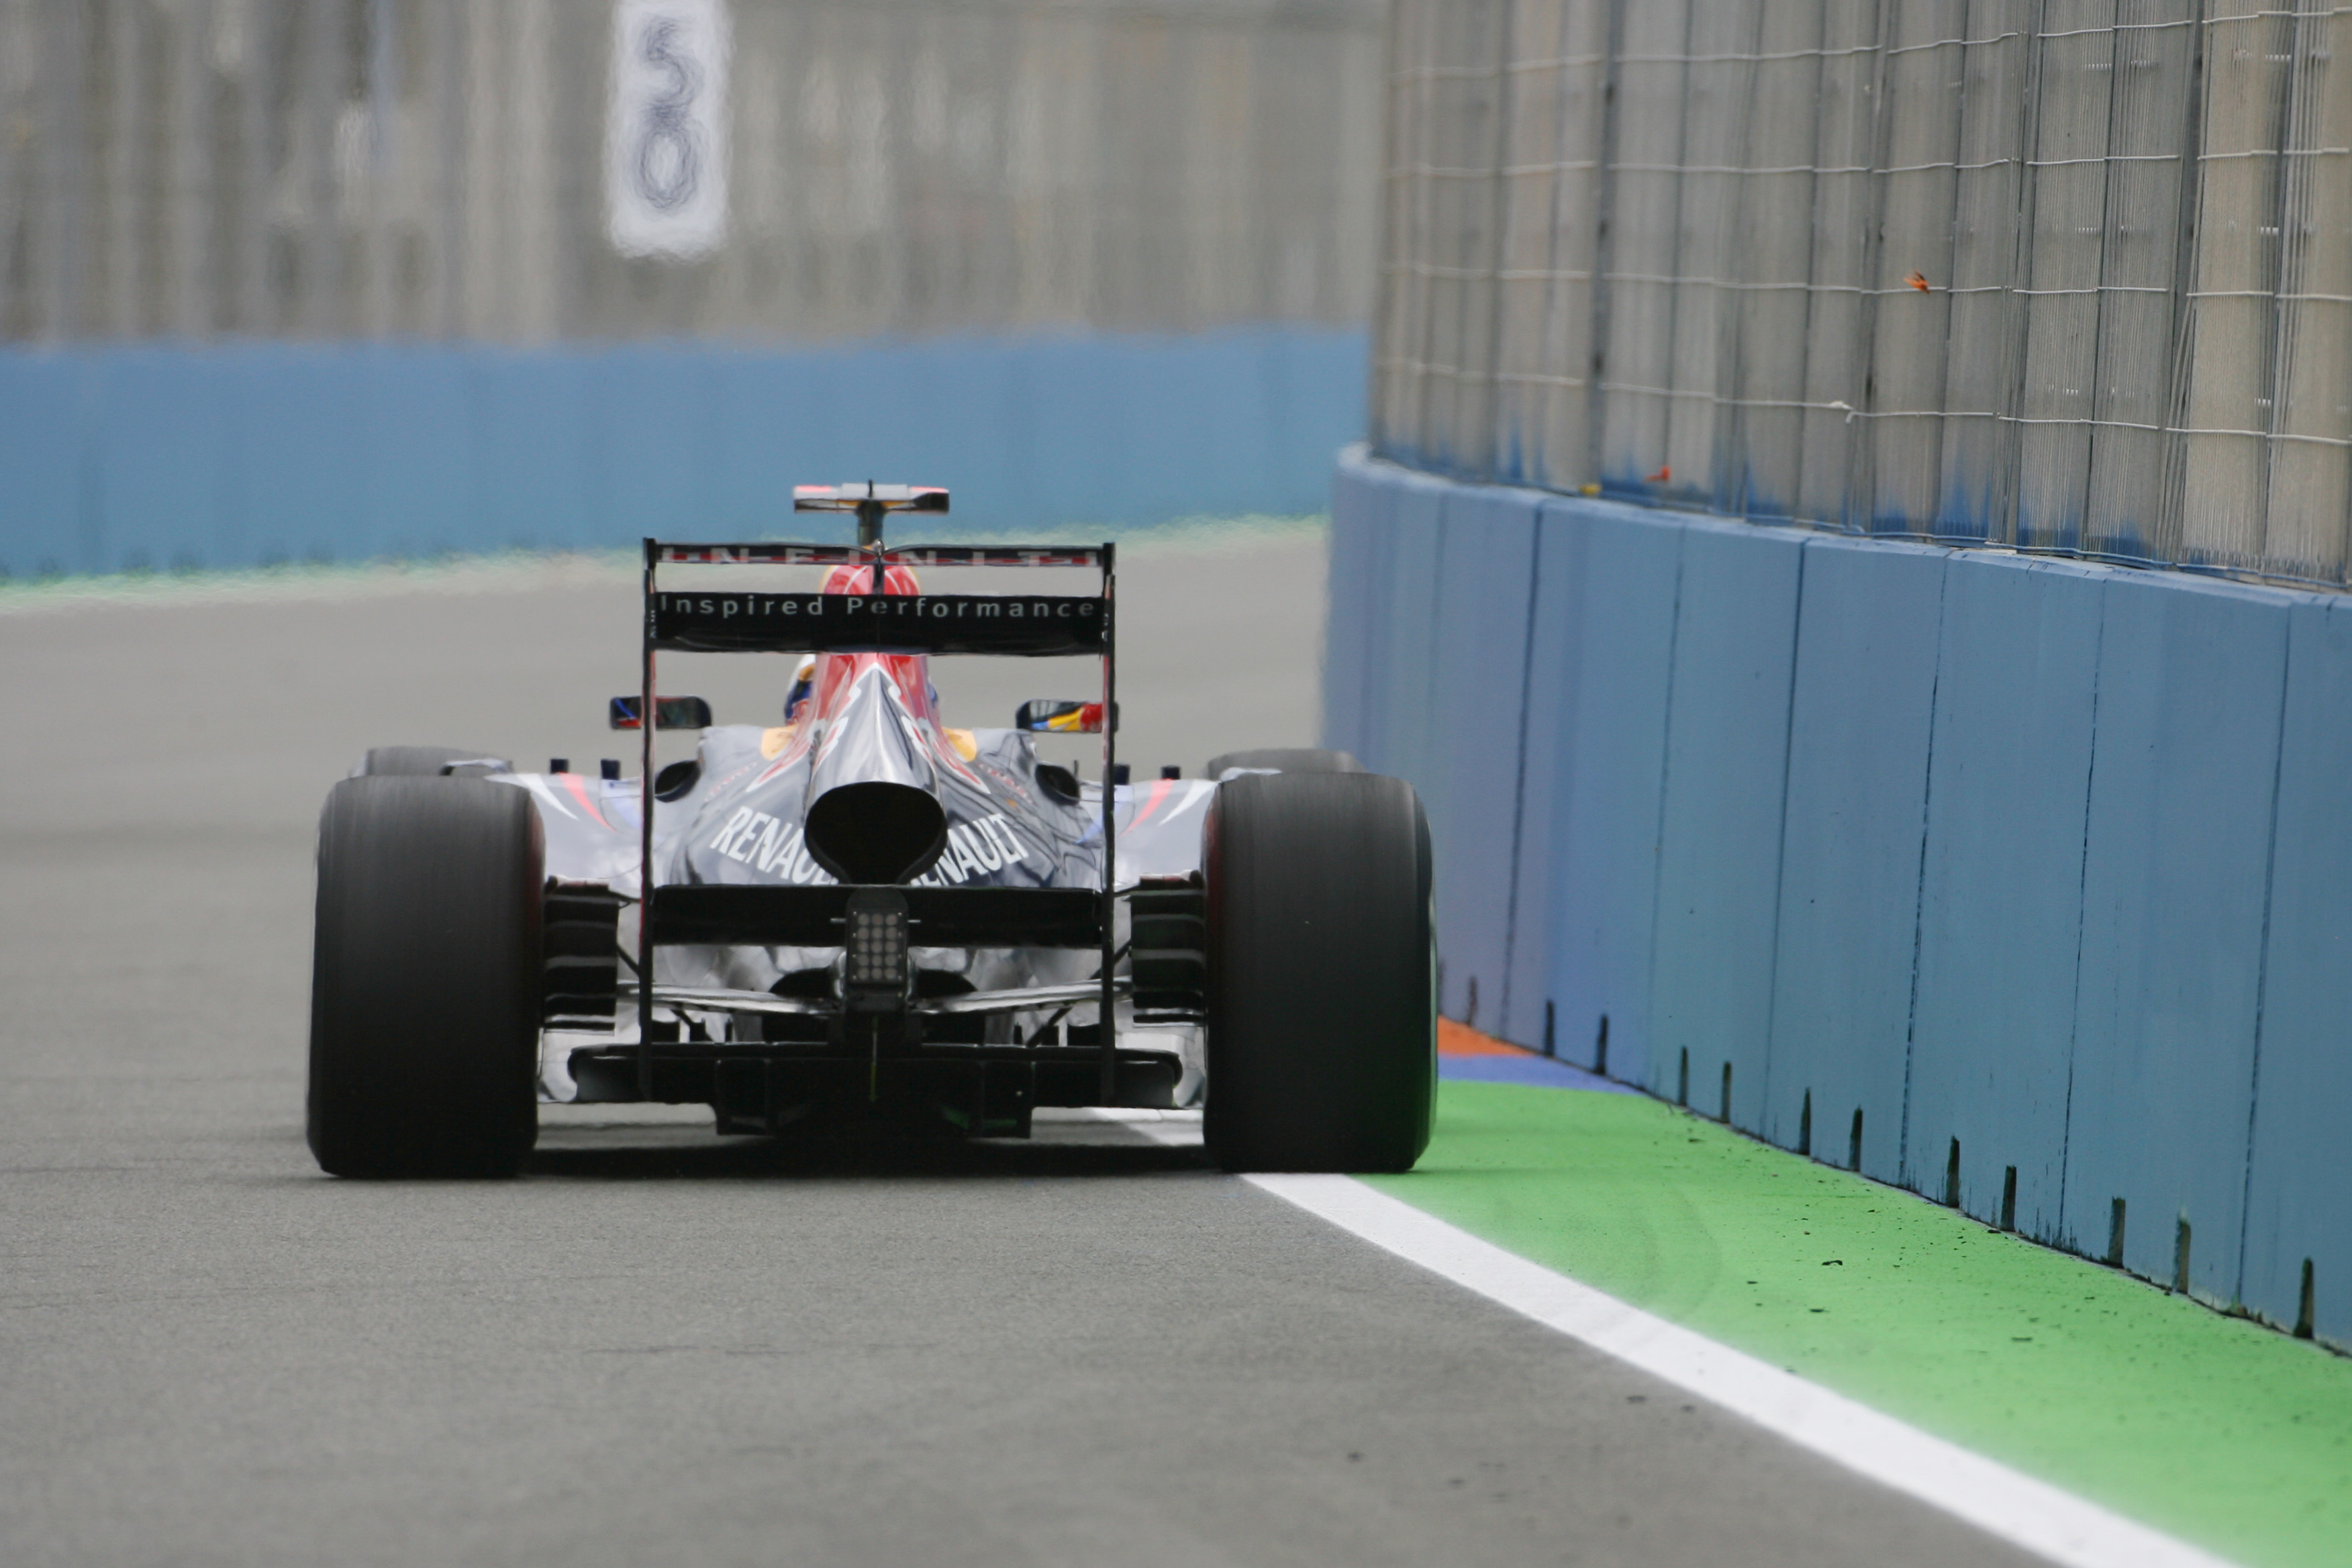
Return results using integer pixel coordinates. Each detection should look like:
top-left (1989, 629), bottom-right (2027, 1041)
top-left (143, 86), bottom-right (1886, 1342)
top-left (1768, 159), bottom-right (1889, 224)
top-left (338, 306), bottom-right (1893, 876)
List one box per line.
top-left (842, 889), bottom-right (911, 1010)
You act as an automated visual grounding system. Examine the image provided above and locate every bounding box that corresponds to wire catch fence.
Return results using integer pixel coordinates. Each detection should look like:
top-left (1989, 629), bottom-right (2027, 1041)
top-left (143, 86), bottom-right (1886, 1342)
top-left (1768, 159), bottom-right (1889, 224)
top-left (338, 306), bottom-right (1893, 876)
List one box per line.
top-left (1375, 0), bottom-right (2352, 588)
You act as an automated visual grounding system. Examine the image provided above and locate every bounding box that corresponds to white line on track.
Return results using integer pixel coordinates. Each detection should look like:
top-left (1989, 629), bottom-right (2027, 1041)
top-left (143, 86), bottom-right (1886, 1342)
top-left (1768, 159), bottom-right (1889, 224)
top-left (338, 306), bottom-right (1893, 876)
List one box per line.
top-left (1097, 1115), bottom-right (2237, 1568)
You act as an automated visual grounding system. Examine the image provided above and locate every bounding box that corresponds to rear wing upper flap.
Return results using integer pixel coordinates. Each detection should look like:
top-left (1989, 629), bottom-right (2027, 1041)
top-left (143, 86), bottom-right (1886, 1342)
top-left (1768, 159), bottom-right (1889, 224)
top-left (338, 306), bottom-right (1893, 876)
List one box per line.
top-left (645, 536), bottom-right (1114, 657)
top-left (656, 542), bottom-right (1104, 567)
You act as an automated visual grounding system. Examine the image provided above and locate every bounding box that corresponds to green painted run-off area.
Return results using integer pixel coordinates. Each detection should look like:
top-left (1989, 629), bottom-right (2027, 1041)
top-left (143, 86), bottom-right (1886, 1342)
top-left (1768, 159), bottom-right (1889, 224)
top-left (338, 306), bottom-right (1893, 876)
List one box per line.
top-left (1368, 1083), bottom-right (2352, 1568)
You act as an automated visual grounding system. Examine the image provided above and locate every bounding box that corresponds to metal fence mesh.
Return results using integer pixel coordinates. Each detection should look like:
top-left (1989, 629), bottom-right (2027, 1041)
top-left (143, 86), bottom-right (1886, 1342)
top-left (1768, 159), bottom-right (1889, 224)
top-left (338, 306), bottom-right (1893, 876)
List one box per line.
top-left (0, 0), bottom-right (1380, 348)
top-left (1374, 0), bottom-right (2352, 587)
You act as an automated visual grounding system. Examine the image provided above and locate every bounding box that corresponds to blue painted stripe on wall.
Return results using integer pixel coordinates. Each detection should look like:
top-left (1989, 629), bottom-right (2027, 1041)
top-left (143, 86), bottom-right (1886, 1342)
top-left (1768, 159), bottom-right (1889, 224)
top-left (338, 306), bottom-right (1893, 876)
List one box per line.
top-left (1326, 444), bottom-right (2351, 1346)
top-left (0, 328), bottom-right (1368, 577)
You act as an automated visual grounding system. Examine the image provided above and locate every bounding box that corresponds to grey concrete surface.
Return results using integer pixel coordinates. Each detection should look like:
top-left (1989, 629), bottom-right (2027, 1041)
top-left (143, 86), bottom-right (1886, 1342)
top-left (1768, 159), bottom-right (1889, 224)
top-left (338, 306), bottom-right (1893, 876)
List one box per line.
top-left (0, 534), bottom-right (2037, 1567)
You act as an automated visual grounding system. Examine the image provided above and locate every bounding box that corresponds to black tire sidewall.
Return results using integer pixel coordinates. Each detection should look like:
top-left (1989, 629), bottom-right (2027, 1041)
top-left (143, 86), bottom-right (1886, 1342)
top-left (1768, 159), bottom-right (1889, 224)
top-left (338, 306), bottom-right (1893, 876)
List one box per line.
top-left (308, 777), bottom-right (544, 1176)
top-left (1204, 772), bottom-right (1435, 1172)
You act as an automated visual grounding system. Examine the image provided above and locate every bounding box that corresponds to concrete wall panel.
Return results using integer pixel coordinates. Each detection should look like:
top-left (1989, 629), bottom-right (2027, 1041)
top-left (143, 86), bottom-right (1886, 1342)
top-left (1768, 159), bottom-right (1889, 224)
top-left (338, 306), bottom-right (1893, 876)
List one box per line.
top-left (1426, 488), bottom-right (1542, 1026)
top-left (1361, 472), bottom-right (1451, 789)
top-left (1906, 553), bottom-right (2106, 1240)
top-left (1321, 450), bottom-right (1391, 760)
top-left (1647, 520), bottom-right (1806, 1104)
top-left (358, 353), bottom-right (481, 561)
top-left (2064, 573), bottom-right (2288, 1300)
top-left (1519, 499), bottom-right (1685, 1073)
top-left (241, 350), bottom-right (377, 564)
top-left (0, 354), bottom-right (84, 575)
top-left (2240, 593), bottom-right (2352, 1343)
top-left (1763, 538), bottom-right (1950, 1175)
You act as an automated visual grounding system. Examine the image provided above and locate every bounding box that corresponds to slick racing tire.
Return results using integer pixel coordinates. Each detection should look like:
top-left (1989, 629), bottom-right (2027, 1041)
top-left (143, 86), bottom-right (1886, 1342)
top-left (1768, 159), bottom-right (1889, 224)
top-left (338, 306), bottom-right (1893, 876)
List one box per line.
top-left (356, 745), bottom-right (509, 778)
top-left (1202, 746), bottom-right (1364, 780)
top-left (1204, 771), bottom-right (1434, 1173)
top-left (308, 777), bottom-right (544, 1177)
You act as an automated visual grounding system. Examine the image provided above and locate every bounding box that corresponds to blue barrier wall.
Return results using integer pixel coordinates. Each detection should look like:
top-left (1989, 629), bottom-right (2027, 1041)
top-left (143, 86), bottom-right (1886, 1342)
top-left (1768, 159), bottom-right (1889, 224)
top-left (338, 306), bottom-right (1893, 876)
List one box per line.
top-left (1907, 553), bottom-right (2107, 1245)
top-left (1327, 444), bottom-right (2352, 1348)
top-left (0, 328), bottom-right (1367, 577)
top-left (2242, 596), bottom-right (2352, 1343)
top-left (1516, 498), bottom-right (1681, 1076)
top-left (2063, 575), bottom-right (2291, 1296)
top-left (1647, 522), bottom-right (1804, 1110)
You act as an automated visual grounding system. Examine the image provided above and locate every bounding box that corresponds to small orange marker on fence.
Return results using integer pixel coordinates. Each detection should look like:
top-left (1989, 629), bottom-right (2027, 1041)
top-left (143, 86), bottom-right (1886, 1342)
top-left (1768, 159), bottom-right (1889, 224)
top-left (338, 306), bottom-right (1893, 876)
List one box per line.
top-left (1648, 464), bottom-right (1671, 485)
top-left (1906, 270), bottom-right (1931, 293)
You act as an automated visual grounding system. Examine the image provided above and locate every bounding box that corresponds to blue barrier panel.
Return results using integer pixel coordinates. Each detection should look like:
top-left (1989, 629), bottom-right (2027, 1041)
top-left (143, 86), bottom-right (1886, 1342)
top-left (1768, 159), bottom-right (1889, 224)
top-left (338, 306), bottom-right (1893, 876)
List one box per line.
top-left (1514, 497), bottom-right (1685, 1070)
top-left (1425, 485), bottom-right (1542, 1027)
top-left (1763, 537), bottom-right (1950, 1173)
top-left (359, 350), bottom-right (479, 560)
top-left (1342, 467), bottom-right (1402, 772)
top-left (709, 352), bottom-right (813, 536)
top-left (2240, 593), bottom-right (2352, 1342)
top-left (480, 351), bottom-right (603, 552)
top-left (1495, 494), bottom-right (1579, 1055)
top-left (1647, 518), bottom-right (1807, 1104)
top-left (238, 346), bottom-right (373, 564)
top-left (1322, 448), bottom-right (1389, 761)
top-left (0, 352), bottom-right (83, 575)
top-left (2064, 572), bottom-right (2288, 1297)
top-left (1906, 552), bottom-right (2108, 1240)
top-left (958, 336), bottom-right (1106, 520)
top-left (1490, 496), bottom-right (1579, 1053)
top-left (589, 346), bottom-right (724, 546)
top-left (1363, 469), bottom-right (1451, 787)
top-left (0, 328), bottom-right (1369, 578)
top-left (92, 346), bottom-right (236, 573)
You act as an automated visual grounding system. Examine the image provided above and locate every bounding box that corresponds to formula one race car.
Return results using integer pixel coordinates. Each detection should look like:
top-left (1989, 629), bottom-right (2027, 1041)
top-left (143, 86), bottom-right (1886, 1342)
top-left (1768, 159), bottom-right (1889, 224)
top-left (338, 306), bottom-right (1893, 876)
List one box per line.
top-left (307, 485), bottom-right (1434, 1177)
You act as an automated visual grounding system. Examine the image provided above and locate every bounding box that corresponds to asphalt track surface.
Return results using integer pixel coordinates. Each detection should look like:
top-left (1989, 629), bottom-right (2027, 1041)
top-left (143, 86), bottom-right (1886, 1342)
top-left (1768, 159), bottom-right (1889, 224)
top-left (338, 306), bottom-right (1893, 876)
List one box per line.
top-left (0, 537), bottom-right (2040, 1567)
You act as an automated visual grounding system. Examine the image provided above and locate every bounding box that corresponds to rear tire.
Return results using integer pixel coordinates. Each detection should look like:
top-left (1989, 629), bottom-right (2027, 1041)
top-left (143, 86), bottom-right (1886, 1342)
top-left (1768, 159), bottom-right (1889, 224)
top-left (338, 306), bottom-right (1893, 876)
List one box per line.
top-left (308, 777), bottom-right (544, 1177)
top-left (1203, 746), bottom-right (1363, 779)
top-left (1204, 772), bottom-right (1434, 1173)
top-left (356, 746), bottom-right (509, 777)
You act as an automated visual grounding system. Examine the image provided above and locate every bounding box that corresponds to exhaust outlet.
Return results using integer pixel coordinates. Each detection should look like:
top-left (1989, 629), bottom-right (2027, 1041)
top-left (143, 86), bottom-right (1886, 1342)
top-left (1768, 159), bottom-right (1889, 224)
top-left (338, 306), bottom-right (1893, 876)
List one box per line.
top-left (804, 781), bottom-right (947, 885)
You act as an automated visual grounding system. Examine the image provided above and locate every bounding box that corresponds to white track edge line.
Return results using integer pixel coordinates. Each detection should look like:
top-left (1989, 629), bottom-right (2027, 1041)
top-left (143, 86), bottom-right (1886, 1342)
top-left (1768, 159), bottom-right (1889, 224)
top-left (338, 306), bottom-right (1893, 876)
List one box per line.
top-left (1238, 1171), bottom-right (2241, 1568)
top-left (1096, 1112), bottom-right (2235, 1565)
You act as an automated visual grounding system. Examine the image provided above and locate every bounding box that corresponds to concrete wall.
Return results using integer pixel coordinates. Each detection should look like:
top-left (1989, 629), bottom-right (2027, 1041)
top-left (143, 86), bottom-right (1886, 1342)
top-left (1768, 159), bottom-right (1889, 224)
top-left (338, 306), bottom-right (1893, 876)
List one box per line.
top-left (0, 328), bottom-right (1365, 578)
top-left (1328, 444), bottom-right (2352, 1349)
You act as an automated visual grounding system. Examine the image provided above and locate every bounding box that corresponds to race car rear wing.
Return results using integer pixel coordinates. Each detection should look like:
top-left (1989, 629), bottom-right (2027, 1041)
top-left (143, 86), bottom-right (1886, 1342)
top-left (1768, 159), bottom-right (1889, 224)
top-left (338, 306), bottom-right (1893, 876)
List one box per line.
top-left (650, 589), bottom-right (1106, 656)
top-left (634, 484), bottom-right (1122, 1101)
top-left (654, 543), bottom-right (1103, 568)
